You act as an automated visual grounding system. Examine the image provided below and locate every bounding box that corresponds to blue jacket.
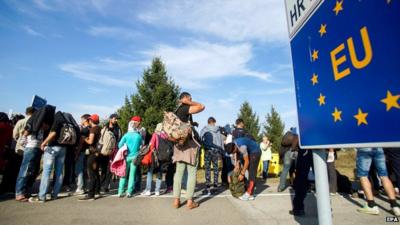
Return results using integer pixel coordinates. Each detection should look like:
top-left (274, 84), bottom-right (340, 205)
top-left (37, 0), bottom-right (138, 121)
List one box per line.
top-left (118, 131), bottom-right (142, 158)
top-left (234, 137), bottom-right (261, 155)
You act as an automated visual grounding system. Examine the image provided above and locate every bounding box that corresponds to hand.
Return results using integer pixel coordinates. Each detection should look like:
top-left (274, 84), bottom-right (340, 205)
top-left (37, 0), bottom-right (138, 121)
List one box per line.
top-left (40, 143), bottom-right (46, 151)
top-left (238, 174), bottom-right (244, 181)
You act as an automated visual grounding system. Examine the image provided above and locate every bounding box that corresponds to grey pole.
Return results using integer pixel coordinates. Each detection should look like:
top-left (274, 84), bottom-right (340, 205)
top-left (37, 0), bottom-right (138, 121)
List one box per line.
top-left (312, 149), bottom-right (333, 225)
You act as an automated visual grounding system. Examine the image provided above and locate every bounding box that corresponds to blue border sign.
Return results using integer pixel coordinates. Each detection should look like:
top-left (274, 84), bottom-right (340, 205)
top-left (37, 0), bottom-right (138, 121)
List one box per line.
top-left (287, 0), bottom-right (400, 148)
top-left (32, 95), bottom-right (47, 110)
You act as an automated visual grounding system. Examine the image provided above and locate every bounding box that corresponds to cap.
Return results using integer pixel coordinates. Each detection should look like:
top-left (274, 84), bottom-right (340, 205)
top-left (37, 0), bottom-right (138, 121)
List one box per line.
top-left (130, 116), bottom-right (141, 122)
top-left (89, 114), bottom-right (100, 123)
top-left (109, 113), bottom-right (119, 119)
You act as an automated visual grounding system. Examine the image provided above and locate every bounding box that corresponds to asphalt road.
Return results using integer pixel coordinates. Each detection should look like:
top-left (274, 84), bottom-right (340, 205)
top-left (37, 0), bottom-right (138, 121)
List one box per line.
top-left (0, 182), bottom-right (395, 225)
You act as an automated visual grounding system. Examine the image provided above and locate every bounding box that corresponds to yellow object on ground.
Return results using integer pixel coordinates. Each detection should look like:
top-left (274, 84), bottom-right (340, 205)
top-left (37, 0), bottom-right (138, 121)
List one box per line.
top-left (257, 153), bottom-right (280, 177)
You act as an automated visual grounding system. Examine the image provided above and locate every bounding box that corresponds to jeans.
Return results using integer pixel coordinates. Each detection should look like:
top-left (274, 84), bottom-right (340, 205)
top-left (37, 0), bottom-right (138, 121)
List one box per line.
top-left (204, 150), bottom-right (219, 187)
top-left (118, 156), bottom-right (137, 195)
top-left (279, 151), bottom-right (295, 190)
top-left (15, 147), bottom-right (41, 196)
top-left (357, 148), bottom-right (388, 177)
top-left (173, 162), bottom-right (197, 200)
top-left (74, 152), bottom-right (85, 190)
top-left (247, 152), bottom-right (261, 195)
top-left (262, 160), bottom-right (270, 180)
top-left (38, 146), bottom-right (66, 200)
top-left (144, 166), bottom-right (162, 193)
top-left (293, 149), bottom-right (313, 211)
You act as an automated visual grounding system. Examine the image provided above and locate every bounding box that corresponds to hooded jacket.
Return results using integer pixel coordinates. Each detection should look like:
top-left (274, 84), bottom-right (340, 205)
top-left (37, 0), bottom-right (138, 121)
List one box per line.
top-left (200, 125), bottom-right (224, 153)
top-left (25, 105), bottom-right (56, 135)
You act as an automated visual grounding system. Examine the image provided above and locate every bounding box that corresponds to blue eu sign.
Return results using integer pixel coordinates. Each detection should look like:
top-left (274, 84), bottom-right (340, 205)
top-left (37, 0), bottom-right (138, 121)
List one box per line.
top-left (31, 95), bottom-right (47, 110)
top-left (287, 0), bottom-right (400, 148)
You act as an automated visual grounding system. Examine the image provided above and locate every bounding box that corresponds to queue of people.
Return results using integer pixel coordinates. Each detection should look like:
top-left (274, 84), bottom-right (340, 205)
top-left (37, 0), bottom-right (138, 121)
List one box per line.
top-left (0, 91), bottom-right (399, 216)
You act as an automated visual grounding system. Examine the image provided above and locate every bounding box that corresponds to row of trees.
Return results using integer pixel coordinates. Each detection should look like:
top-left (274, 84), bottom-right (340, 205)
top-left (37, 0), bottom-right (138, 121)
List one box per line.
top-left (118, 57), bottom-right (286, 153)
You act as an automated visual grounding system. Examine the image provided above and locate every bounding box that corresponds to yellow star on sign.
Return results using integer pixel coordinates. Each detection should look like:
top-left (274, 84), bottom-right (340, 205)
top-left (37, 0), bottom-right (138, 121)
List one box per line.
top-left (333, 0), bottom-right (344, 16)
top-left (311, 73), bottom-right (318, 85)
top-left (311, 49), bottom-right (319, 62)
top-left (354, 108), bottom-right (368, 126)
top-left (381, 90), bottom-right (400, 111)
top-left (318, 93), bottom-right (326, 106)
top-left (319, 24), bottom-right (327, 37)
top-left (332, 107), bottom-right (342, 122)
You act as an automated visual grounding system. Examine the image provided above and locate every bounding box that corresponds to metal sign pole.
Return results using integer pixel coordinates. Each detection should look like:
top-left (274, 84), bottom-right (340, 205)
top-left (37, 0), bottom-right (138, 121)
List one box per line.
top-left (312, 149), bottom-right (333, 225)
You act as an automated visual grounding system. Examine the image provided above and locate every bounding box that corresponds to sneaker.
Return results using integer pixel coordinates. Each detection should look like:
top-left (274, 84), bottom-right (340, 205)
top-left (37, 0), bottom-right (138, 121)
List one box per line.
top-left (357, 204), bottom-right (379, 215)
top-left (117, 193), bottom-right (125, 198)
top-left (165, 187), bottom-right (173, 194)
top-left (74, 188), bottom-right (85, 195)
top-left (126, 193), bottom-right (133, 198)
top-left (392, 206), bottom-right (400, 217)
top-left (78, 195), bottom-right (95, 201)
top-left (95, 193), bottom-right (102, 198)
top-left (239, 192), bottom-right (251, 201)
top-left (141, 190), bottom-right (151, 196)
top-left (29, 197), bottom-right (45, 203)
top-left (155, 191), bottom-right (160, 196)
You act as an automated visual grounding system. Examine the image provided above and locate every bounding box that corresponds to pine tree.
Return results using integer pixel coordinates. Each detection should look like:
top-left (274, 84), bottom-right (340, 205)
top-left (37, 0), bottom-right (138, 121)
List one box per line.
top-left (237, 101), bottom-right (261, 142)
top-left (117, 58), bottom-right (180, 133)
top-left (263, 105), bottom-right (285, 153)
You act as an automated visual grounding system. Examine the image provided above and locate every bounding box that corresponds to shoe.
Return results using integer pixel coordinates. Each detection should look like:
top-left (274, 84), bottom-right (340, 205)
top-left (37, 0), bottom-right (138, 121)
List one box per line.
top-left (95, 193), bottom-right (102, 198)
top-left (213, 184), bottom-right (218, 189)
top-left (141, 190), bottom-right (151, 196)
top-left (29, 197), bottom-right (45, 203)
top-left (357, 204), bottom-right (379, 215)
top-left (187, 201), bottom-right (199, 210)
top-left (15, 195), bottom-right (28, 202)
top-left (74, 188), bottom-right (85, 195)
top-left (155, 192), bottom-right (160, 196)
top-left (166, 187), bottom-right (173, 193)
top-left (392, 206), bottom-right (400, 217)
top-left (78, 195), bottom-right (95, 201)
top-left (117, 193), bottom-right (125, 198)
top-left (202, 188), bottom-right (210, 195)
top-left (126, 194), bottom-right (132, 198)
top-left (330, 192), bottom-right (337, 196)
top-left (289, 209), bottom-right (305, 217)
top-left (277, 187), bottom-right (284, 192)
top-left (239, 192), bottom-right (251, 201)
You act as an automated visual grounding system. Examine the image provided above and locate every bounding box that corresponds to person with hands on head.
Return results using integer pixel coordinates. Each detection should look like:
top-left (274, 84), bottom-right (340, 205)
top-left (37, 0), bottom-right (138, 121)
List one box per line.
top-left (225, 135), bottom-right (261, 201)
top-left (172, 92), bottom-right (205, 210)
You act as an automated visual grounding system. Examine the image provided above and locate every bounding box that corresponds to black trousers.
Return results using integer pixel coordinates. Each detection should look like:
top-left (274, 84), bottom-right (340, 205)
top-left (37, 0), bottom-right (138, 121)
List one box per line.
top-left (97, 154), bottom-right (112, 191)
top-left (327, 161), bottom-right (337, 193)
top-left (384, 148), bottom-right (400, 189)
top-left (135, 165), bottom-right (142, 192)
top-left (62, 147), bottom-right (75, 187)
top-left (86, 153), bottom-right (100, 198)
top-left (221, 156), bottom-right (234, 184)
top-left (165, 163), bottom-right (175, 188)
top-left (293, 149), bottom-right (313, 211)
top-left (0, 152), bottom-right (23, 193)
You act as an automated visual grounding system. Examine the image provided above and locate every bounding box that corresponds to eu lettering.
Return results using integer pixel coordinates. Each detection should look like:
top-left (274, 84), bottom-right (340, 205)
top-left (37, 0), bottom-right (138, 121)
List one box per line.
top-left (330, 26), bottom-right (373, 81)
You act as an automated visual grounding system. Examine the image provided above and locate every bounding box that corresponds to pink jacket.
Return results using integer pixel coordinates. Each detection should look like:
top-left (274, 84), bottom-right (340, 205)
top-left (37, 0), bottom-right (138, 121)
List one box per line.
top-left (110, 144), bottom-right (127, 177)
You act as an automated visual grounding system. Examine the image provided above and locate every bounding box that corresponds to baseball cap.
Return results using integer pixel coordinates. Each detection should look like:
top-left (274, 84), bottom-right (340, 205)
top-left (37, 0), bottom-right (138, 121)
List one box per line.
top-left (130, 116), bottom-right (141, 122)
top-left (89, 114), bottom-right (100, 123)
top-left (109, 113), bottom-right (119, 119)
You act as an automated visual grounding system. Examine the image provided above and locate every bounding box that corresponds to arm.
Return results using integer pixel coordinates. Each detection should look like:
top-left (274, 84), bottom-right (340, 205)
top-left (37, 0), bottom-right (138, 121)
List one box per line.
top-left (118, 135), bottom-right (126, 149)
top-left (180, 98), bottom-right (205, 114)
top-left (85, 133), bottom-right (95, 145)
top-left (40, 131), bottom-right (57, 151)
top-left (13, 121), bottom-right (22, 140)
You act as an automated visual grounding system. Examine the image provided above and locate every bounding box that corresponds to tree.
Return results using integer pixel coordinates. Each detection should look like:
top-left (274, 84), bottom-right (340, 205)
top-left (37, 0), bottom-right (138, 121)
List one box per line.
top-left (263, 105), bottom-right (285, 153)
top-left (118, 57), bottom-right (180, 133)
top-left (237, 101), bottom-right (261, 142)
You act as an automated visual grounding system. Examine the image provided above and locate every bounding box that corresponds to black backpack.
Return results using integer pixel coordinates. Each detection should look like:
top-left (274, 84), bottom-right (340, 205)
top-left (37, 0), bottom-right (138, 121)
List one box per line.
top-left (156, 135), bottom-right (174, 164)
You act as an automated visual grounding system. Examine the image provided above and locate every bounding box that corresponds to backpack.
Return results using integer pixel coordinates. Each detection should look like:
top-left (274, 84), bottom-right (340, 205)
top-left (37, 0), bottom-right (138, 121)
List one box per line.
top-left (57, 113), bottom-right (78, 145)
top-left (133, 145), bottom-right (150, 166)
top-left (98, 127), bottom-right (117, 156)
top-left (162, 111), bottom-right (192, 144)
top-left (229, 170), bottom-right (245, 198)
top-left (156, 135), bottom-right (174, 164)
